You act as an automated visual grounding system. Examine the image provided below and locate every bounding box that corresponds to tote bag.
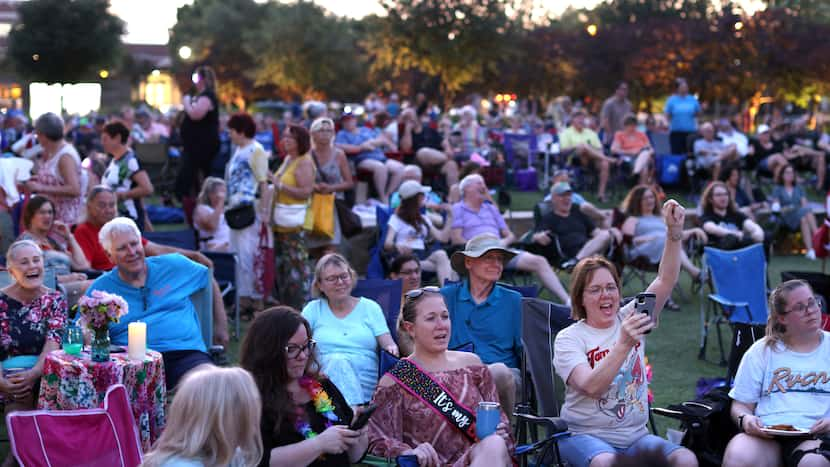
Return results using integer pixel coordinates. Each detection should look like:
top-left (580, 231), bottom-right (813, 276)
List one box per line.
top-left (310, 192), bottom-right (335, 238)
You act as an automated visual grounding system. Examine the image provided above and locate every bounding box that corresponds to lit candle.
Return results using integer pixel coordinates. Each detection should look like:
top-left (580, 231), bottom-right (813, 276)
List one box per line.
top-left (128, 322), bottom-right (146, 360)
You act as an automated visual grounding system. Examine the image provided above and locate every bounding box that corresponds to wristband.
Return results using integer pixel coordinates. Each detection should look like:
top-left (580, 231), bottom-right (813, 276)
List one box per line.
top-left (668, 229), bottom-right (683, 242)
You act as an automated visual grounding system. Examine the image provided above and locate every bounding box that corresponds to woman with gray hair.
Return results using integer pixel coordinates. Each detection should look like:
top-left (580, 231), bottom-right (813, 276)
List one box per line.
top-left (24, 112), bottom-right (85, 226)
top-left (307, 117), bottom-right (354, 256)
top-left (0, 240), bottom-right (68, 431)
top-left (301, 253), bottom-right (397, 406)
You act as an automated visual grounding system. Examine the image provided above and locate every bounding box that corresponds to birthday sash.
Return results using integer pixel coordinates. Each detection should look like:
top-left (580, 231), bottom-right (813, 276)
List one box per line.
top-left (387, 358), bottom-right (478, 443)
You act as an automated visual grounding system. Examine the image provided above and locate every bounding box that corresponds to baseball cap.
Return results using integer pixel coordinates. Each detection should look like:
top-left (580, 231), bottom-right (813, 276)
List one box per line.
top-left (756, 124), bottom-right (770, 135)
top-left (551, 182), bottom-right (573, 196)
top-left (398, 180), bottom-right (431, 200)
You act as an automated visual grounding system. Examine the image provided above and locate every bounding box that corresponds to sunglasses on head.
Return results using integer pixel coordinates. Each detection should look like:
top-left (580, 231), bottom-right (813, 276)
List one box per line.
top-left (404, 286), bottom-right (441, 303)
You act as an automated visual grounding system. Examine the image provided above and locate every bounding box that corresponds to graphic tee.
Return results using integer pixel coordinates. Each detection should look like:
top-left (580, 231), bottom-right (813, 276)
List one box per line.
top-left (554, 301), bottom-right (649, 447)
top-left (729, 332), bottom-right (830, 429)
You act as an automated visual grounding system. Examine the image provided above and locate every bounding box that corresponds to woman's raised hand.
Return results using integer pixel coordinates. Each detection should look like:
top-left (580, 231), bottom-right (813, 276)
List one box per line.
top-left (662, 199), bottom-right (685, 231)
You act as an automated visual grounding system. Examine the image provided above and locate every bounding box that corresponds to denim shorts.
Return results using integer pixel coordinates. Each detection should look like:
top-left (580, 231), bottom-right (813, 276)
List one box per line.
top-left (558, 433), bottom-right (684, 467)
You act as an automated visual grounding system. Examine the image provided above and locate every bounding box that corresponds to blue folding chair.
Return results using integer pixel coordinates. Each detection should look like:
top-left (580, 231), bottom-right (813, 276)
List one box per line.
top-left (352, 278), bottom-right (402, 342)
top-left (699, 244), bottom-right (768, 366)
top-left (203, 251), bottom-right (241, 340)
top-left (366, 206), bottom-right (393, 279)
top-left (143, 229), bottom-right (197, 251)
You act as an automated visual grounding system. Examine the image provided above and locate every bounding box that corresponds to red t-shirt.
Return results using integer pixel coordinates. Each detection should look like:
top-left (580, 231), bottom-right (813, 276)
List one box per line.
top-left (73, 222), bottom-right (148, 271)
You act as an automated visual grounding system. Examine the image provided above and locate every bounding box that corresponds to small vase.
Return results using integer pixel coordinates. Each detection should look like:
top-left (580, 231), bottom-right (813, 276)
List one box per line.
top-left (91, 327), bottom-right (111, 362)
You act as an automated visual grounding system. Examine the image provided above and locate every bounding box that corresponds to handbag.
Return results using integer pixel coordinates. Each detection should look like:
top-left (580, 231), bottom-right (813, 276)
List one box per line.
top-left (310, 192), bottom-right (335, 238)
top-left (335, 198), bottom-right (362, 238)
top-left (253, 223), bottom-right (275, 297)
top-left (273, 203), bottom-right (308, 229)
top-left (225, 203), bottom-right (256, 230)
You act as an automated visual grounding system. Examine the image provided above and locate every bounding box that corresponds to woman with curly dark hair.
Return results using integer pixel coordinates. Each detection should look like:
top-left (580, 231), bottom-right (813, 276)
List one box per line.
top-left (240, 307), bottom-right (368, 467)
top-left (383, 180), bottom-right (454, 285)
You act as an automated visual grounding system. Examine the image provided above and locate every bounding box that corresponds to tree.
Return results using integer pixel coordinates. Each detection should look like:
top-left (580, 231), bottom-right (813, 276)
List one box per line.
top-left (364, 0), bottom-right (517, 105)
top-left (169, 0), bottom-right (268, 107)
top-left (6, 0), bottom-right (124, 83)
top-left (248, 1), bottom-right (370, 101)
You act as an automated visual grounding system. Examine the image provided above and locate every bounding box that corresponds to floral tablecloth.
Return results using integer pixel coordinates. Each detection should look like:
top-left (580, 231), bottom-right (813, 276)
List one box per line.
top-left (38, 349), bottom-right (166, 451)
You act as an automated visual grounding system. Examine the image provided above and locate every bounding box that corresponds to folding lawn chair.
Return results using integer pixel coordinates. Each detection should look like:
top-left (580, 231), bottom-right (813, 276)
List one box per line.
top-left (203, 251), bottom-right (241, 339)
top-left (7, 384), bottom-right (142, 467)
top-left (352, 278), bottom-right (402, 342)
top-left (514, 297), bottom-right (573, 467)
top-left (698, 244), bottom-right (768, 378)
top-left (142, 228), bottom-right (198, 251)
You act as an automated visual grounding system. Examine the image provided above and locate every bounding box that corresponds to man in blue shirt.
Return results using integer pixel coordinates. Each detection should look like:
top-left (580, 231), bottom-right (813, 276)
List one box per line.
top-left (442, 233), bottom-right (523, 414)
top-left (88, 217), bottom-right (222, 389)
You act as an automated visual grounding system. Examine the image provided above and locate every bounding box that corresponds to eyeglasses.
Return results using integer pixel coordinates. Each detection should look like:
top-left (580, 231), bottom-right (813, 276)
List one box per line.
top-left (399, 267), bottom-right (421, 276)
top-left (783, 296), bottom-right (823, 315)
top-left (323, 273), bottom-right (351, 284)
top-left (585, 285), bottom-right (619, 296)
top-left (404, 286), bottom-right (441, 303)
top-left (285, 339), bottom-right (316, 359)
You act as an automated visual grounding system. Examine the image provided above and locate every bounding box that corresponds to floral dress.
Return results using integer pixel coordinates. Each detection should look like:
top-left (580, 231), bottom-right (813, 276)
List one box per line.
top-left (32, 145), bottom-right (85, 226)
top-left (369, 364), bottom-right (514, 467)
top-left (0, 290), bottom-right (67, 402)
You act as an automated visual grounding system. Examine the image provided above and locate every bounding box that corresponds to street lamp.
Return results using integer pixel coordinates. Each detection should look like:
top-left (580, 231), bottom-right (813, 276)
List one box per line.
top-left (99, 69), bottom-right (109, 79)
top-left (178, 46), bottom-right (192, 60)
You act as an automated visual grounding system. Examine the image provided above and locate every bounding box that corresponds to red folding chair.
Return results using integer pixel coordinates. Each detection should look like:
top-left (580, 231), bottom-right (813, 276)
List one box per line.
top-left (7, 384), bottom-right (143, 467)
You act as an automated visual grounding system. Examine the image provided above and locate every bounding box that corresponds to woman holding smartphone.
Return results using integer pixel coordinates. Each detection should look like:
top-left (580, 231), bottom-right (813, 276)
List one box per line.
top-left (552, 200), bottom-right (698, 467)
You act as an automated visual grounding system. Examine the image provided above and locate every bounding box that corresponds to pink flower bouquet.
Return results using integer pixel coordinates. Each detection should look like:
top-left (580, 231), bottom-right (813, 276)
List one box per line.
top-left (77, 290), bottom-right (129, 331)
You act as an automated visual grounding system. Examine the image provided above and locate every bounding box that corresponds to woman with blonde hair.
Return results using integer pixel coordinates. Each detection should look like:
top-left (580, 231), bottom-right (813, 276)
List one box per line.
top-left (723, 279), bottom-right (830, 467)
top-left (307, 117), bottom-right (354, 256)
top-left (193, 177), bottom-right (231, 252)
top-left (302, 253), bottom-right (397, 406)
top-left (142, 366), bottom-right (263, 467)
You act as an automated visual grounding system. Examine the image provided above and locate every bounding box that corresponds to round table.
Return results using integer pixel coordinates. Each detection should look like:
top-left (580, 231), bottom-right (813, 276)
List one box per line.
top-left (38, 349), bottom-right (166, 451)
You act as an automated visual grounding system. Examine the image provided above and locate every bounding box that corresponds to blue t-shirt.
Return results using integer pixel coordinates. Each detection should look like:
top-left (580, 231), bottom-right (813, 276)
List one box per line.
top-left (441, 280), bottom-right (522, 368)
top-left (335, 127), bottom-right (385, 160)
top-left (664, 94), bottom-right (700, 132)
top-left (254, 130), bottom-right (274, 153)
top-left (87, 254), bottom-right (210, 353)
top-left (302, 297), bottom-right (390, 403)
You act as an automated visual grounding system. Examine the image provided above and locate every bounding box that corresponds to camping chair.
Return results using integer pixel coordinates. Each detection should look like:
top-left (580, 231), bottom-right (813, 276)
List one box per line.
top-left (698, 244), bottom-right (768, 379)
top-left (143, 228), bottom-right (198, 251)
top-left (352, 278), bottom-right (402, 342)
top-left (190, 278), bottom-right (214, 351)
top-left (134, 142), bottom-right (168, 189)
top-left (514, 297), bottom-right (573, 467)
top-left (366, 206), bottom-right (393, 279)
top-left (203, 251), bottom-right (241, 340)
top-left (7, 384), bottom-right (142, 467)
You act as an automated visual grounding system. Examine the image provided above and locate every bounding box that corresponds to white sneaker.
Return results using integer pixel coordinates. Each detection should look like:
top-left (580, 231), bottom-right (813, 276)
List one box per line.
top-left (806, 249), bottom-right (817, 260)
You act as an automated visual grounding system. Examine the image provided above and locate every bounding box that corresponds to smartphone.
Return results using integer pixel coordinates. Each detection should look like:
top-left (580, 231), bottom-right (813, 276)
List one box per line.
top-left (635, 292), bottom-right (657, 334)
top-left (349, 404), bottom-right (377, 431)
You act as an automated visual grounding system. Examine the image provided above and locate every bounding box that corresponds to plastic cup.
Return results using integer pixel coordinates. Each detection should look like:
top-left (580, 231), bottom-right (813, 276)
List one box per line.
top-left (475, 401), bottom-right (501, 439)
top-left (63, 326), bottom-right (84, 356)
top-left (396, 455), bottom-right (419, 467)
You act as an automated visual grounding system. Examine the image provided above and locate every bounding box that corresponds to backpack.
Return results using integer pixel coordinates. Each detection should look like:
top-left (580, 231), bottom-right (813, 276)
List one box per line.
top-left (654, 386), bottom-right (737, 467)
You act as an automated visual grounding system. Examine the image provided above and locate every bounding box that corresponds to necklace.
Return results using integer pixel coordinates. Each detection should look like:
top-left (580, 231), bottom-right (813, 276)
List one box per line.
top-left (294, 376), bottom-right (339, 439)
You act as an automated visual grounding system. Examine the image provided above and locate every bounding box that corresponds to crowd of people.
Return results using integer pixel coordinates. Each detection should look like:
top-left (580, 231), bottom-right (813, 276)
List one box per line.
top-left (0, 66), bottom-right (828, 467)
